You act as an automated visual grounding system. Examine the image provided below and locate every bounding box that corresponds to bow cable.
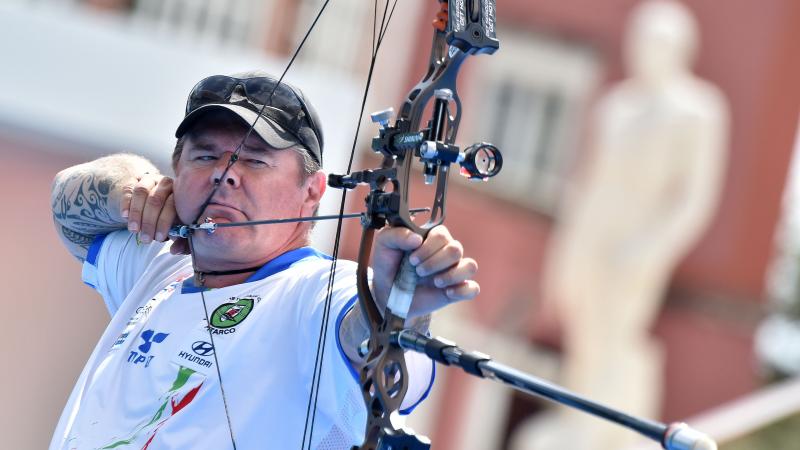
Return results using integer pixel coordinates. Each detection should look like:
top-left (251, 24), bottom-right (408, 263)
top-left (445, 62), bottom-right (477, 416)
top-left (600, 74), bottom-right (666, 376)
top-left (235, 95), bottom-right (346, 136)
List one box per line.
top-left (301, 2), bottom-right (399, 448)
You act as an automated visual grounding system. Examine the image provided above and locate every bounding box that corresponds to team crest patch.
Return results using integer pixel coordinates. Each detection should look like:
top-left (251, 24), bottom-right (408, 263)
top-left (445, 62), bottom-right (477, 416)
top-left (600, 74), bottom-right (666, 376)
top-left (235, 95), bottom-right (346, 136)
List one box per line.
top-left (210, 296), bottom-right (257, 329)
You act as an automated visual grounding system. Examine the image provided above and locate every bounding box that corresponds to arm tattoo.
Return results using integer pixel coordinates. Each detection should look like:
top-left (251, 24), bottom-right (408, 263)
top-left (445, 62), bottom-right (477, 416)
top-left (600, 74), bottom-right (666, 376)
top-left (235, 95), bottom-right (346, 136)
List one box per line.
top-left (59, 226), bottom-right (93, 262)
top-left (52, 172), bottom-right (123, 254)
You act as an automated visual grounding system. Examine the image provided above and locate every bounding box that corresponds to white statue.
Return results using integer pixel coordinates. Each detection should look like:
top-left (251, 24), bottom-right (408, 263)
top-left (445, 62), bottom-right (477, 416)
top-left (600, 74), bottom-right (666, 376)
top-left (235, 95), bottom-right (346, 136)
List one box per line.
top-left (513, 1), bottom-right (729, 449)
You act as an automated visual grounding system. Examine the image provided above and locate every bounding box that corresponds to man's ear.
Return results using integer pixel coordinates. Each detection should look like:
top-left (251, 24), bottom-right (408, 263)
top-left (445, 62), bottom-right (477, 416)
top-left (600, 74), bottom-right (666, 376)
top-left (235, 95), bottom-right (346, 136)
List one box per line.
top-left (303, 170), bottom-right (327, 214)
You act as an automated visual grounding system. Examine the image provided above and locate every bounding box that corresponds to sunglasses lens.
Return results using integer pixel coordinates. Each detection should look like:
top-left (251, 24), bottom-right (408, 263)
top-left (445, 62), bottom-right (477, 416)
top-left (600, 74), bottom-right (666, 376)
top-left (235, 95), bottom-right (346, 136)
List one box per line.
top-left (187, 76), bottom-right (238, 112)
top-left (183, 74), bottom-right (322, 163)
top-left (241, 78), bottom-right (278, 103)
top-left (241, 79), bottom-right (303, 120)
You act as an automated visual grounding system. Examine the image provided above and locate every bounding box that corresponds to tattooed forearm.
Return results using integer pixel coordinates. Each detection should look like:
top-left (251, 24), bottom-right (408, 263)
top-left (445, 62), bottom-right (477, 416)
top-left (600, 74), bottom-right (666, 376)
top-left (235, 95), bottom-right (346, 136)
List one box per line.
top-left (51, 153), bottom-right (158, 261)
top-left (52, 172), bottom-right (121, 235)
top-left (59, 226), bottom-right (93, 262)
top-left (60, 225), bottom-right (95, 246)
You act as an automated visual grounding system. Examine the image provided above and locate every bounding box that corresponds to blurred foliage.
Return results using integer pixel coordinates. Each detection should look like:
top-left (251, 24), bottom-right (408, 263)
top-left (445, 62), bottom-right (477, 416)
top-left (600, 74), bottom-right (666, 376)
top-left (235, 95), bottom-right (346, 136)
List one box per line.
top-left (719, 412), bottom-right (800, 450)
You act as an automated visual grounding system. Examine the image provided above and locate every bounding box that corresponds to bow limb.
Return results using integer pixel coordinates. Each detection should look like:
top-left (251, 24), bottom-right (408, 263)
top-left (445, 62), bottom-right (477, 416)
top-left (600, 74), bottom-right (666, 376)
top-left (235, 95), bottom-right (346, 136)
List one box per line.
top-left (355, 227), bottom-right (424, 450)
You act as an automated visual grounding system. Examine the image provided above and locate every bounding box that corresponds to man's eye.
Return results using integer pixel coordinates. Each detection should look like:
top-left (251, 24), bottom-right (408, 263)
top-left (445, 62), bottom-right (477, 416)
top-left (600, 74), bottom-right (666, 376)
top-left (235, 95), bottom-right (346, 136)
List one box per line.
top-left (245, 159), bottom-right (269, 168)
top-left (195, 155), bottom-right (217, 162)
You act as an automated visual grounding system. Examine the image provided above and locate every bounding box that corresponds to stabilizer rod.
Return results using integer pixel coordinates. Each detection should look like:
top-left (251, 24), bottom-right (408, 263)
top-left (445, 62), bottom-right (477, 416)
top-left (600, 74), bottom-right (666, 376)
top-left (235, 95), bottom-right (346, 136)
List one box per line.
top-left (392, 330), bottom-right (717, 450)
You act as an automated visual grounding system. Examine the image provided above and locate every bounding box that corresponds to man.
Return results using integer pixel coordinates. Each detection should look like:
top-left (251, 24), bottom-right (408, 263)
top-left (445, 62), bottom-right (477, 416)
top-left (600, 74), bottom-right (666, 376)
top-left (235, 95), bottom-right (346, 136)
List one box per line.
top-left (49, 72), bottom-right (479, 449)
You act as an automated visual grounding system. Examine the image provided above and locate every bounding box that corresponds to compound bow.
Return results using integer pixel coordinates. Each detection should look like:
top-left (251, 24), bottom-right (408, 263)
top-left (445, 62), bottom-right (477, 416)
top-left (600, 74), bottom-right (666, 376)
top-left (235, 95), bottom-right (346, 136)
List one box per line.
top-left (175, 1), bottom-right (717, 449)
top-left (327, 0), bottom-right (500, 448)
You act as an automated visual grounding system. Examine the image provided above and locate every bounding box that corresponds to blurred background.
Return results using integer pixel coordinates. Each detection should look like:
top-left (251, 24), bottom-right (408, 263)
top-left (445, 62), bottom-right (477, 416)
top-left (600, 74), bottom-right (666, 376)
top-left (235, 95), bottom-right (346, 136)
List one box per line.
top-left (1, 0), bottom-right (799, 449)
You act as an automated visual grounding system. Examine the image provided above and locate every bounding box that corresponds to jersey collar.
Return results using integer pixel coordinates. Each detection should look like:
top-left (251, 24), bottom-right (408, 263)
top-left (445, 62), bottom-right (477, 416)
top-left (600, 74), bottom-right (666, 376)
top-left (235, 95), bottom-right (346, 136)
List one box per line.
top-left (181, 246), bottom-right (331, 294)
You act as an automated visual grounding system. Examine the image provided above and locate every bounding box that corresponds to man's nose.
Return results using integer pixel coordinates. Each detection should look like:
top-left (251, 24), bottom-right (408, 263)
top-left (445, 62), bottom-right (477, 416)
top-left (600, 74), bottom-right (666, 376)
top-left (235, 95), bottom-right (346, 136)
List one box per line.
top-left (210, 152), bottom-right (241, 188)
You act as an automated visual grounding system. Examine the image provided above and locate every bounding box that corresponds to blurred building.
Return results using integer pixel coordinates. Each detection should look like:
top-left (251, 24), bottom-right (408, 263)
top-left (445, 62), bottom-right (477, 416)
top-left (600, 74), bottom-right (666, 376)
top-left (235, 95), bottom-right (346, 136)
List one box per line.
top-left (370, 1), bottom-right (799, 449)
top-left (2, 1), bottom-right (799, 449)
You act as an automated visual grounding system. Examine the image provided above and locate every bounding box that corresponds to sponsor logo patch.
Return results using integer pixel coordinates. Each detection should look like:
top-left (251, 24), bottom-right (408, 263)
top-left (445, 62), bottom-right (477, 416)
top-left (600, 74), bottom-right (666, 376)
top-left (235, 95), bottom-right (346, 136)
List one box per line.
top-left (172, 333), bottom-right (216, 374)
top-left (191, 341), bottom-right (215, 356)
top-left (177, 350), bottom-right (214, 369)
top-left (127, 329), bottom-right (169, 368)
top-left (209, 296), bottom-right (258, 329)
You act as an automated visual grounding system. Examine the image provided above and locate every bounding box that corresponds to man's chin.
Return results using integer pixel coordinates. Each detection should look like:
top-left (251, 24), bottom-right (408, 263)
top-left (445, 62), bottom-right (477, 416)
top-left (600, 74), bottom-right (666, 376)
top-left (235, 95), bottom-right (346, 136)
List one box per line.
top-left (190, 228), bottom-right (243, 251)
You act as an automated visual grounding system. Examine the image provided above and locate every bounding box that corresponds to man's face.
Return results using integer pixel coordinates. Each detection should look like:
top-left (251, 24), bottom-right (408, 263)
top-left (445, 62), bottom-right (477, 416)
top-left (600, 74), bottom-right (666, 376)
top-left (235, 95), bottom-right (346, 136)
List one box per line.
top-left (173, 117), bottom-right (322, 268)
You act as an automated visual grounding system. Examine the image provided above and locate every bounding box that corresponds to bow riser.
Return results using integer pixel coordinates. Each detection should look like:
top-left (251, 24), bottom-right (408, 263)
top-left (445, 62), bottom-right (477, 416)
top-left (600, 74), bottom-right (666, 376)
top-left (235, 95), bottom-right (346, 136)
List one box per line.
top-left (339, 1), bottom-right (502, 449)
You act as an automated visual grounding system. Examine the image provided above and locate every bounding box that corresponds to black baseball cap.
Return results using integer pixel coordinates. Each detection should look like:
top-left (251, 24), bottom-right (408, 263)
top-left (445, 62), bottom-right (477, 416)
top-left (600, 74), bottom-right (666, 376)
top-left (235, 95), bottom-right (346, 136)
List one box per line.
top-left (175, 72), bottom-right (324, 165)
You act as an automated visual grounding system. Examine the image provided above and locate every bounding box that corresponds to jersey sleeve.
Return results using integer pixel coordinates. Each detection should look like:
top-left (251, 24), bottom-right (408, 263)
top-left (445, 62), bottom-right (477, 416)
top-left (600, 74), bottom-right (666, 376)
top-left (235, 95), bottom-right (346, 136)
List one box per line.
top-left (81, 230), bottom-right (169, 316)
top-left (333, 298), bottom-right (435, 415)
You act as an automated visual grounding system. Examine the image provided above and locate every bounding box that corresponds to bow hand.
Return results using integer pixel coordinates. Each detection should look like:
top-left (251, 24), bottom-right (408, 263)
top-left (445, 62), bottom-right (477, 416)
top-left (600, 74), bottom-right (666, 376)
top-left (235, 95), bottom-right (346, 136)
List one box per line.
top-left (372, 225), bottom-right (479, 320)
top-left (339, 225), bottom-right (478, 368)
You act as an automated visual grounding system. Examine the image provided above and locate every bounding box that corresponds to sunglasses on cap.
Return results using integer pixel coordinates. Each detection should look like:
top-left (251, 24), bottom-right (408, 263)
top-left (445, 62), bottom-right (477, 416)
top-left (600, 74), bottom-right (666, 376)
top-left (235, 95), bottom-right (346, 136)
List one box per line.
top-left (185, 75), bottom-right (323, 164)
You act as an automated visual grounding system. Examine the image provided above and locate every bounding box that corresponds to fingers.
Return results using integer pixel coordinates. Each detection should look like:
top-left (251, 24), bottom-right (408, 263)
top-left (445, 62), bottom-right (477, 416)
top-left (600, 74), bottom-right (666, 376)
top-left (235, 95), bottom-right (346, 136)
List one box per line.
top-left (376, 226), bottom-right (424, 252)
top-left (408, 225), bottom-right (452, 263)
top-left (126, 175), bottom-right (157, 233)
top-left (428, 257), bottom-right (478, 290)
top-left (411, 227), bottom-right (479, 308)
top-left (370, 224), bottom-right (481, 323)
top-left (410, 226), bottom-right (462, 276)
top-left (371, 227), bottom-right (424, 286)
top-left (377, 225), bottom-right (474, 285)
top-left (444, 279), bottom-right (480, 302)
top-left (410, 279), bottom-right (480, 316)
top-left (154, 194), bottom-right (177, 242)
top-left (125, 174), bottom-right (176, 244)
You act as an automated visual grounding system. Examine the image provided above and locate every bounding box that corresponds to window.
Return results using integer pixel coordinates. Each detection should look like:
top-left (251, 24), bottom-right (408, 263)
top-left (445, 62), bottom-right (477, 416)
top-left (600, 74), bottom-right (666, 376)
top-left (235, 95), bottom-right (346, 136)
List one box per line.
top-left (129, 0), bottom-right (277, 47)
top-left (460, 29), bottom-right (601, 214)
top-left (291, 0), bottom-right (372, 74)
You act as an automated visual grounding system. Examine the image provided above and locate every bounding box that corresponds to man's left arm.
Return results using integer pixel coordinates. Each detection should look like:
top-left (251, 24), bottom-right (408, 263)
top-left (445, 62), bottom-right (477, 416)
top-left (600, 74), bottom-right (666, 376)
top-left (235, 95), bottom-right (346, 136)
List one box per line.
top-left (338, 225), bottom-right (479, 368)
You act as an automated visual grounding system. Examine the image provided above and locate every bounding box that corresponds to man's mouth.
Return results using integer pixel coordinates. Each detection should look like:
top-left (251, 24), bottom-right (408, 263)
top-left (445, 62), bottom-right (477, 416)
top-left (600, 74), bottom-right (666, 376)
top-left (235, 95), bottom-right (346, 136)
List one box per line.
top-left (203, 202), bottom-right (246, 222)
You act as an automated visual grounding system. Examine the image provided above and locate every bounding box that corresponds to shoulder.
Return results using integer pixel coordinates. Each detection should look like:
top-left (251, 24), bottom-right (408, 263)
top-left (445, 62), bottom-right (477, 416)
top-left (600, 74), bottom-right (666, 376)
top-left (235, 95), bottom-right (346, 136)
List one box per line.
top-left (276, 254), bottom-right (359, 313)
top-left (294, 257), bottom-right (358, 280)
top-left (283, 256), bottom-right (359, 304)
top-left (671, 78), bottom-right (729, 123)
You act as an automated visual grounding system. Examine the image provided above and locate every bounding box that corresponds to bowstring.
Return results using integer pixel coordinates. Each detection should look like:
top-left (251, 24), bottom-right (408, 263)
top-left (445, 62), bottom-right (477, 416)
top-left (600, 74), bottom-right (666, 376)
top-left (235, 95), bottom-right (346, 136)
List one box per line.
top-left (186, 234), bottom-right (238, 447)
top-left (185, 2), bottom-right (332, 450)
top-left (301, 1), bottom-right (398, 448)
top-left (191, 1), bottom-right (332, 226)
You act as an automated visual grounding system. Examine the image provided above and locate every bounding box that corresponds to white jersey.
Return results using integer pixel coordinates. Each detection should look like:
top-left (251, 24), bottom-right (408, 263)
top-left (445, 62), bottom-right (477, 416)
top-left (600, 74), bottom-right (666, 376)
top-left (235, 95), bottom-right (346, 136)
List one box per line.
top-left (51, 230), bottom-right (434, 450)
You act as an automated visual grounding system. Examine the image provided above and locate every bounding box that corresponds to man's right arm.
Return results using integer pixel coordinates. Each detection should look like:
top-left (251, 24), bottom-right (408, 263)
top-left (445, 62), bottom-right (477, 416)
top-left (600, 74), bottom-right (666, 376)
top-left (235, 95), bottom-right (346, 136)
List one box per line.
top-left (51, 153), bottom-right (160, 262)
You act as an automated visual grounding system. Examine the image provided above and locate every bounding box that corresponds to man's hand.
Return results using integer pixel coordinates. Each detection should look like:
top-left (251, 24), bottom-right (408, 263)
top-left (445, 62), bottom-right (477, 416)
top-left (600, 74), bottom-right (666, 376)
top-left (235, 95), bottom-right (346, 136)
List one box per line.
top-left (339, 225), bottom-right (478, 367)
top-left (371, 225), bottom-right (479, 319)
top-left (120, 173), bottom-right (187, 254)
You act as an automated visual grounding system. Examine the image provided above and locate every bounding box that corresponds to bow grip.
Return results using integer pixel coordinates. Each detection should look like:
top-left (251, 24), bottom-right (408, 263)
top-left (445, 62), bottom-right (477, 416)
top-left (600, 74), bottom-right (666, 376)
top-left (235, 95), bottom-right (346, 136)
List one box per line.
top-left (385, 252), bottom-right (418, 320)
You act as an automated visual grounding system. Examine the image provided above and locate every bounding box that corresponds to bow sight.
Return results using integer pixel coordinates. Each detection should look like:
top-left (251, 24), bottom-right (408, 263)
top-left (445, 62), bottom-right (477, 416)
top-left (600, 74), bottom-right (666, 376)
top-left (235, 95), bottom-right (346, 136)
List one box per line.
top-left (327, 0), bottom-right (503, 234)
top-left (328, 90), bottom-right (503, 232)
top-left (372, 91), bottom-right (503, 182)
